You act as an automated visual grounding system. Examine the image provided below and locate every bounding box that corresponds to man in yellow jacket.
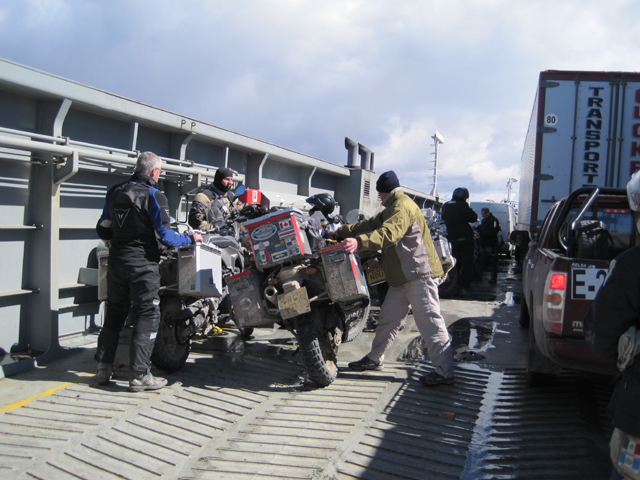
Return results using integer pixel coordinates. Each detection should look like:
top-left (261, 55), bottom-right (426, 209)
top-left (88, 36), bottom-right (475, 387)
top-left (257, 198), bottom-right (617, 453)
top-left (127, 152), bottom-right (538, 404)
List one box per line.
top-left (338, 171), bottom-right (455, 386)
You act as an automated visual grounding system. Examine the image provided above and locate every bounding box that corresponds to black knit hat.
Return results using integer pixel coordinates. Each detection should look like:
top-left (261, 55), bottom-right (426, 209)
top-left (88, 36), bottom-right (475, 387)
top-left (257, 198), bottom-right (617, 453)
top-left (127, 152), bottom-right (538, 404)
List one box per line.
top-left (213, 167), bottom-right (235, 192)
top-left (376, 170), bottom-right (400, 193)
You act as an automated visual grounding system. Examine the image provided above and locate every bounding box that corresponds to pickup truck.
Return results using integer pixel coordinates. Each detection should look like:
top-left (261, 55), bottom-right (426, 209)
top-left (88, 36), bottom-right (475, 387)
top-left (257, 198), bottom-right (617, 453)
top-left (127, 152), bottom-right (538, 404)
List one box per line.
top-left (520, 187), bottom-right (635, 386)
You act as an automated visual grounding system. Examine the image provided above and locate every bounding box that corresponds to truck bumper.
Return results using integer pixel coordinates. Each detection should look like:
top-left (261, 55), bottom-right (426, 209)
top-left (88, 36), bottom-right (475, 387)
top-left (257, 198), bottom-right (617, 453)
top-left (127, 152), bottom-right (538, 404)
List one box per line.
top-left (544, 336), bottom-right (618, 376)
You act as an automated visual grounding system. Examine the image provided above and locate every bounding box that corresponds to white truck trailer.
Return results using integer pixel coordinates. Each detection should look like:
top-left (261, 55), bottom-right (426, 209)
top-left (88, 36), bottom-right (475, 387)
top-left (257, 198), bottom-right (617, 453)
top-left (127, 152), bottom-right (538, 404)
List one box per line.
top-left (518, 70), bottom-right (640, 233)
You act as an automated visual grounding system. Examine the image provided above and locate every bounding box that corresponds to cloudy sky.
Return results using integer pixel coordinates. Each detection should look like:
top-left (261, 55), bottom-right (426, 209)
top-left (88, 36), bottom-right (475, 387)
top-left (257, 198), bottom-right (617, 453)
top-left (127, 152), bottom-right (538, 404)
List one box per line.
top-left (2, 0), bottom-right (640, 203)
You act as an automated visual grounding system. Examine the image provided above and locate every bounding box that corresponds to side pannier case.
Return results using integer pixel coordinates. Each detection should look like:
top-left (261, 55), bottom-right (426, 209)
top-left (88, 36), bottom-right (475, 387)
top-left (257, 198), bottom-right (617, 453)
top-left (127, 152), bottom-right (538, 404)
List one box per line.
top-left (320, 244), bottom-right (369, 303)
top-left (243, 208), bottom-right (313, 269)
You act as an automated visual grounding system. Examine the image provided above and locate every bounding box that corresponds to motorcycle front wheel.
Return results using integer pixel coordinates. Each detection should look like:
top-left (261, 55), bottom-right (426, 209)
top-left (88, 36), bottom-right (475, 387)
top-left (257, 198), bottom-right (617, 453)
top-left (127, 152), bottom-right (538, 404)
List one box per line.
top-left (438, 267), bottom-right (459, 298)
top-left (295, 310), bottom-right (339, 387)
top-left (344, 304), bottom-right (370, 342)
top-left (150, 295), bottom-right (191, 371)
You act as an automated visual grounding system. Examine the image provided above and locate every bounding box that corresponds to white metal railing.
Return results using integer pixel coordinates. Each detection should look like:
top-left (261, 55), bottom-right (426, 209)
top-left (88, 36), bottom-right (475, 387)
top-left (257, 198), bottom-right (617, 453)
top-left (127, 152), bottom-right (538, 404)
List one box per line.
top-left (0, 129), bottom-right (231, 182)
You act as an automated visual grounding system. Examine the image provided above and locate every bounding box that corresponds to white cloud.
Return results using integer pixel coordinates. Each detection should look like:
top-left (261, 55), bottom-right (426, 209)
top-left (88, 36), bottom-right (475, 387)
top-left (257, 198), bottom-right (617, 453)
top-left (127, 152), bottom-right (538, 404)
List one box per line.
top-left (1, 0), bottom-right (640, 205)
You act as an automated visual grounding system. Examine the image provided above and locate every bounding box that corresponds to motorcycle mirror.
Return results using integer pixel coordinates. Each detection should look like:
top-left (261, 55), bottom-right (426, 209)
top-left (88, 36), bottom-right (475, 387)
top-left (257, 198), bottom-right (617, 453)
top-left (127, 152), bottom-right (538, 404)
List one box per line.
top-left (235, 185), bottom-right (246, 196)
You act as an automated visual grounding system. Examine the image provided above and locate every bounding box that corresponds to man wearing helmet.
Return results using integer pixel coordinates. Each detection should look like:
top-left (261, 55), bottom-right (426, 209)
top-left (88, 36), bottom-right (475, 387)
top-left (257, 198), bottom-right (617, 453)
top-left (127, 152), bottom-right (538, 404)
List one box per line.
top-left (584, 172), bottom-right (640, 480)
top-left (441, 187), bottom-right (477, 295)
top-left (188, 167), bottom-right (237, 230)
top-left (336, 170), bottom-right (455, 387)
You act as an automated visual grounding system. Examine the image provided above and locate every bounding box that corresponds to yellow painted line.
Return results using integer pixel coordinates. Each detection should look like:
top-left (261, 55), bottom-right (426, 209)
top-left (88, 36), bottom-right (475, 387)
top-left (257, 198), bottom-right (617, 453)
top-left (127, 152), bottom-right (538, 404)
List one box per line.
top-left (0, 374), bottom-right (94, 413)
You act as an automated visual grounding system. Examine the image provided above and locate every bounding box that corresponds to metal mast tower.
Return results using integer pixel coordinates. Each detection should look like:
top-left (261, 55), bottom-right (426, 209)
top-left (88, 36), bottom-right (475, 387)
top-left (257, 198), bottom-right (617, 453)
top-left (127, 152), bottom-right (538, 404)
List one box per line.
top-left (429, 131), bottom-right (444, 198)
top-left (506, 177), bottom-right (518, 205)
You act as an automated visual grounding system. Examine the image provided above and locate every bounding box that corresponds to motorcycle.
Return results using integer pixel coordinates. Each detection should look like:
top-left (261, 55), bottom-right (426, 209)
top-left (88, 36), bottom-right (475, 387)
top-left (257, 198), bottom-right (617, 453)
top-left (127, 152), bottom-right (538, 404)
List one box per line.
top-left (423, 208), bottom-right (458, 298)
top-left (226, 193), bottom-right (371, 386)
top-left (150, 187), bottom-right (268, 371)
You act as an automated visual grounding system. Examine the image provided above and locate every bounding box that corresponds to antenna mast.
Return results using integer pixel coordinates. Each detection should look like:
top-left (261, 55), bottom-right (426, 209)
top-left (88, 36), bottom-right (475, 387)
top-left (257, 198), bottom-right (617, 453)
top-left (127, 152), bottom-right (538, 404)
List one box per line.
top-left (429, 131), bottom-right (444, 198)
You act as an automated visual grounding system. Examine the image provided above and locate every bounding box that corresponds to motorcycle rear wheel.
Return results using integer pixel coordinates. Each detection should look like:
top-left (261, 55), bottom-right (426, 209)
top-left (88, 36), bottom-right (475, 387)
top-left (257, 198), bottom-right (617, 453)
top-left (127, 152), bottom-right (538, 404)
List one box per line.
top-left (295, 311), bottom-right (339, 387)
top-left (151, 295), bottom-right (191, 372)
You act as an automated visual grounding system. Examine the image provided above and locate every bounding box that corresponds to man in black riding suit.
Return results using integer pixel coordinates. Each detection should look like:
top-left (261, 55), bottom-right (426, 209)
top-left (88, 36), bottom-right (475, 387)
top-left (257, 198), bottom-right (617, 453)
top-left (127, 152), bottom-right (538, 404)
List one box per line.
top-left (188, 167), bottom-right (237, 230)
top-left (95, 152), bottom-right (202, 392)
top-left (477, 207), bottom-right (501, 284)
top-left (584, 172), bottom-right (640, 480)
top-left (441, 187), bottom-right (477, 295)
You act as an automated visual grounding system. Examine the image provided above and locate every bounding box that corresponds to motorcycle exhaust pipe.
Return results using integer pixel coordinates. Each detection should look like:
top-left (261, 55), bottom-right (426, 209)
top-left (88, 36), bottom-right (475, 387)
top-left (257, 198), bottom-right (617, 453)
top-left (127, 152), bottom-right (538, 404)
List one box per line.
top-left (264, 285), bottom-right (279, 306)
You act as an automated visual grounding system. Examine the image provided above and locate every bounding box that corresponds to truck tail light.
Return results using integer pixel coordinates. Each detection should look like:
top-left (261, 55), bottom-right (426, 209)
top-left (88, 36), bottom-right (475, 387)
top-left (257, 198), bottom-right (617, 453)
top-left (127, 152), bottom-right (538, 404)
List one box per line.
top-left (542, 271), bottom-right (566, 334)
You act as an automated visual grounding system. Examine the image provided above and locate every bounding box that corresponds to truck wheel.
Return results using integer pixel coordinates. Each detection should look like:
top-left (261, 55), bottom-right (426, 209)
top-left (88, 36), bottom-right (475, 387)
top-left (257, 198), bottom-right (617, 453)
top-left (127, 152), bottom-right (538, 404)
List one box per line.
top-left (151, 295), bottom-right (191, 372)
top-left (295, 311), bottom-right (339, 387)
top-left (344, 305), bottom-right (369, 342)
top-left (525, 319), bottom-right (556, 387)
top-left (519, 297), bottom-right (530, 328)
top-left (438, 267), bottom-right (459, 298)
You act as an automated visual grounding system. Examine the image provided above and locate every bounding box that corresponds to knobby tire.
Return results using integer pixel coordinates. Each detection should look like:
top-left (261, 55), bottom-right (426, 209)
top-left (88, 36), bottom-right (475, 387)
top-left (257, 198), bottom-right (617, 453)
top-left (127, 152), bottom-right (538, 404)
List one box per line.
top-left (345, 305), bottom-right (369, 343)
top-left (295, 312), bottom-right (338, 387)
top-left (151, 295), bottom-right (191, 372)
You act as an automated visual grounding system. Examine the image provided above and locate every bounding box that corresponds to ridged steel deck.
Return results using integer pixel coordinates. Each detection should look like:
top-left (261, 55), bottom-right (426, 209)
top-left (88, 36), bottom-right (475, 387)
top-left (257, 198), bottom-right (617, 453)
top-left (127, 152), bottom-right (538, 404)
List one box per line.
top-left (0, 344), bottom-right (613, 480)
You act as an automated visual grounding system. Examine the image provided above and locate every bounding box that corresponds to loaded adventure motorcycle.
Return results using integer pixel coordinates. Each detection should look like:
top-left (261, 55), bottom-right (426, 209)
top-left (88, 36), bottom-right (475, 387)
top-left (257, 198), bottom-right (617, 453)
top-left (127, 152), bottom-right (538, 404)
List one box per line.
top-left (424, 208), bottom-right (458, 298)
top-left (226, 192), bottom-right (371, 386)
top-left (149, 186), bottom-right (269, 371)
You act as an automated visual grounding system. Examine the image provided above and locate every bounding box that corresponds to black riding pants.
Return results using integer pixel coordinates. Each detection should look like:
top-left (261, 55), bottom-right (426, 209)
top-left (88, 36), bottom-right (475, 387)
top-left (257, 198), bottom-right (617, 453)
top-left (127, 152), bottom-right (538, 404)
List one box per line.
top-left (96, 261), bottom-right (161, 375)
top-left (450, 237), bottom-right (475, 288)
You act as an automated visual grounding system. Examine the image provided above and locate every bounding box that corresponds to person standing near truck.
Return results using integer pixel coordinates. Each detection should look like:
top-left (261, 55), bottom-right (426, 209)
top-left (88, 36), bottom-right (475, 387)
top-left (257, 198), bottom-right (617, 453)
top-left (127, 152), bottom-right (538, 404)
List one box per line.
top-left (584, 173), bottom-right (640, 480)
top-left (95, 152), bottom-right (203, 392)
top-left (188, 167), bottom-right (237, 230)
top-left (477, 207), bottom-right (501, 284)
top-left (337, 170), bottom-right (456, 387)
top-left (441, 187), bottom-right (477, 295)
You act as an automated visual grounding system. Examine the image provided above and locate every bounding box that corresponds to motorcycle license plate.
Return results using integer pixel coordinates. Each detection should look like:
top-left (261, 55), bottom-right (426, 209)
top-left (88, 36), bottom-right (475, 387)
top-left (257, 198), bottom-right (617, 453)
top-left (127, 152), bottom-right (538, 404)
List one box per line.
top-left (277, 287), bottom-right (311, 319)
top-left (366, 264), bottom-right (386, 285)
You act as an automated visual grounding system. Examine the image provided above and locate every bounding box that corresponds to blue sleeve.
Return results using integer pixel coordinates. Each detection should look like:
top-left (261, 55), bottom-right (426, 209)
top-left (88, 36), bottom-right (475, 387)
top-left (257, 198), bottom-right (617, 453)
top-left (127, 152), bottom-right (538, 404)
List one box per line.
top-left (96, 185), bottom-right (115, 240)
top-left (148, 188), bottom-right (194, 247)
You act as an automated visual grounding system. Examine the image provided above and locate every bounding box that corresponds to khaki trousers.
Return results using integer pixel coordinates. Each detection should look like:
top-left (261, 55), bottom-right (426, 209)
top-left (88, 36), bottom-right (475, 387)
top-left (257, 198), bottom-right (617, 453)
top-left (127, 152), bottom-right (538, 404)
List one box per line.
top-left (368, 275), bottom-right (454, 378)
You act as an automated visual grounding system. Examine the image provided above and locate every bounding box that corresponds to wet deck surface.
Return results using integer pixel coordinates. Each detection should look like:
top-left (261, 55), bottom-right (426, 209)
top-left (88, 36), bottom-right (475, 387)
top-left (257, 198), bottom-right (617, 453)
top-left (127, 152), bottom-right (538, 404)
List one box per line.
top-left (0, 261), bottom-right (614, 479)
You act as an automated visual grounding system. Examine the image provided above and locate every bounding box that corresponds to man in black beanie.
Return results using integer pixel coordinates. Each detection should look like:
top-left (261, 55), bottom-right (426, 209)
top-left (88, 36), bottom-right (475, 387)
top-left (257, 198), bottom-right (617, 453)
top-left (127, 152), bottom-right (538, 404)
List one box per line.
top-left (336, 170), bottom-right (456, 387)
top-left (188, 167), bottom-right (237, 230)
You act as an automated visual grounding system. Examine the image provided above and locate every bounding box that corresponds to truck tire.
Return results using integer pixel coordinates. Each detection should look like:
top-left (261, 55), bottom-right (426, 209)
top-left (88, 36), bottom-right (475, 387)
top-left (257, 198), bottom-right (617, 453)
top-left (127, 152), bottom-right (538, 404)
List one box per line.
top-left (295, 311), bottom-right (339, 387)
top-left (438, 267), bottom-right (459, 298)
top-left (151, 295), bottom-right (191, 372)
top-left (344, 305), bottom-right (369, 343)
top-left (519, 297), bottom-right (530, 328)
top-left (525, 317), bottom-right (557, 387)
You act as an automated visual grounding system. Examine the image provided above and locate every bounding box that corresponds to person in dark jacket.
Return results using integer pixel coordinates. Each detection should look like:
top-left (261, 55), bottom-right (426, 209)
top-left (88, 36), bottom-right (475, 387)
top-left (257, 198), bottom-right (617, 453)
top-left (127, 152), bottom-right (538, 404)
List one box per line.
top-left (441, 187), bottom-right (477, 295)
top-left (95, 152), bottom-right (203, 392)
top-left (188, 167), bottom-right (237, 230)
top-left (584, 171), bottom-right (640, 480)
top-left (338, 171), bottom-right (455, 387)
top-left (477, 207), bottom-right (501, 284)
